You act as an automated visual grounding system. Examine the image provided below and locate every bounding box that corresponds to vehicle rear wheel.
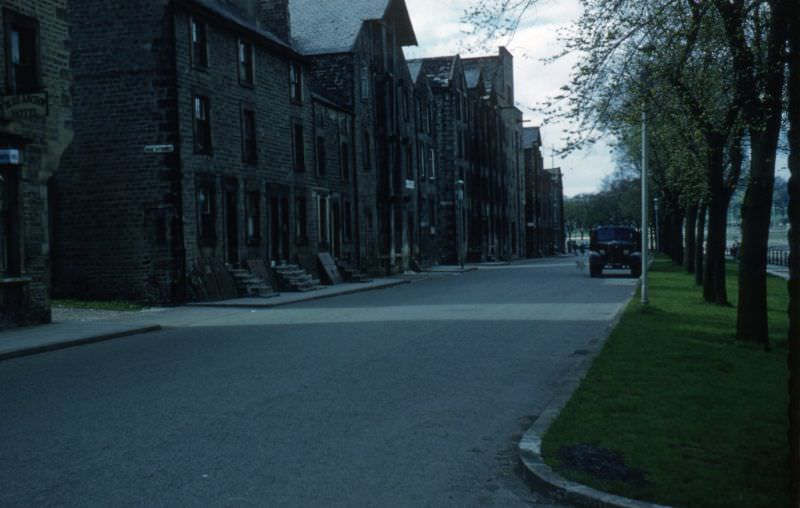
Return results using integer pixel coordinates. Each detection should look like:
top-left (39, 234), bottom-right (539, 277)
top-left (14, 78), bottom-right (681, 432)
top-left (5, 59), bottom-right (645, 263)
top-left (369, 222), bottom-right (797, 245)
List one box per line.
top-left (631, 264), bottom-right (641, 277)
top-left (590, 265), bottom-right (602, 277)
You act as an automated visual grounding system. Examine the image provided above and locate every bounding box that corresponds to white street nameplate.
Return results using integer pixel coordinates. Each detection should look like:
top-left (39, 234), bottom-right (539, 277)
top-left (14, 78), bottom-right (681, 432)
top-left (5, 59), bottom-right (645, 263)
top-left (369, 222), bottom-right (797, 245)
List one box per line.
top-left (144, 144), bottom-right (174, 154)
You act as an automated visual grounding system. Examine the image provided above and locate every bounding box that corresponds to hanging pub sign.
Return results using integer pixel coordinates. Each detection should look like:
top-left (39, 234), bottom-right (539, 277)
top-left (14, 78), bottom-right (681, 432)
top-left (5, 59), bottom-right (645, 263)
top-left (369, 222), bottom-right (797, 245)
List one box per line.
top-left (1, 93), bottom-right (48, 120)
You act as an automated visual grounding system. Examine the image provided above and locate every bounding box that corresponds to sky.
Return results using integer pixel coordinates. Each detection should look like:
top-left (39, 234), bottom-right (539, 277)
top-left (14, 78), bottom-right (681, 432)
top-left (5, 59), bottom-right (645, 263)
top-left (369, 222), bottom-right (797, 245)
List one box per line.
top-left (403, 0), bottom-right (617, 197)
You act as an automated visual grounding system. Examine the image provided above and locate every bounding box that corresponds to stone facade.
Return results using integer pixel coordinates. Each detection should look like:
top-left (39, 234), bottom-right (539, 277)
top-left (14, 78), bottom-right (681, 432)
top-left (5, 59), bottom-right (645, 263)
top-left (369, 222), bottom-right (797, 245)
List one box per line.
top-left (53, 0), bottom-right (356, 303)
top-left (40, 0), bottom-right (563, 309)
top-left (0, 0), bottom-right (72, 327)
top-left (411, 55), bottom-right (470, 264)
top-left (463, 48), bottom-right (525, 261)
top-left (295, 0), bottom-right (419, 275)
top-left (409, 61), bottom-right (440, 267)
top-left (523, 127), bottom-right (545, 257)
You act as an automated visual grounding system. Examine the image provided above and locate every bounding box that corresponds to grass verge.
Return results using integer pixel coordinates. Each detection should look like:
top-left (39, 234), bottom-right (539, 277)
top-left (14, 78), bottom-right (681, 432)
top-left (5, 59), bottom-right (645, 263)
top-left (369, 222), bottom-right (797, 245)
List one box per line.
top-left (541, 256), bottom-right (789, 508)
top-left (52, 299), bottom-right (145, 312)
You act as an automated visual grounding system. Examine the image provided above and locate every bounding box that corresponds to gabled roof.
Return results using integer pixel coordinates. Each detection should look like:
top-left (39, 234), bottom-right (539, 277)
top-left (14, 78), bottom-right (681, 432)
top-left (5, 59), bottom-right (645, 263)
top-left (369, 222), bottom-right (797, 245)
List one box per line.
top-left (290, 0), bottom-right (417, 55)
top-left (410, 56), bottom-right (458, 88)
top-left (181, 0), bottom-right (297, 56)
top-left (523, 127), bottom-right (541, 148)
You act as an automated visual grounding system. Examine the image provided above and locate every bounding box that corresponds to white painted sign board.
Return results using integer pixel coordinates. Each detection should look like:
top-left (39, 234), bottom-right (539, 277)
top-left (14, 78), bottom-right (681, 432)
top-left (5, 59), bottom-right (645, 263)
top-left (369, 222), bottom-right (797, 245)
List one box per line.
top-left (144, 144), bottom-right (174, 154)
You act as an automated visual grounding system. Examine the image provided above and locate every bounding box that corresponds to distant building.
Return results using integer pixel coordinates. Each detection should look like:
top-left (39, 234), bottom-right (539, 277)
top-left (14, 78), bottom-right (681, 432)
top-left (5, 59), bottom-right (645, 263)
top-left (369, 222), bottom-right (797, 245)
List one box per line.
top-left (0, 0), bottom-right (72, 327)
top-left (408, 60), bottom-right (441, 267)
top-left (523, 127), bottom-right (544, 257)
top-left (411, 55), bottom-right (470, 265)
top-left (462, 48), bottom-right (524, 260)
top-left (541, 167), bottom-right (565, 255)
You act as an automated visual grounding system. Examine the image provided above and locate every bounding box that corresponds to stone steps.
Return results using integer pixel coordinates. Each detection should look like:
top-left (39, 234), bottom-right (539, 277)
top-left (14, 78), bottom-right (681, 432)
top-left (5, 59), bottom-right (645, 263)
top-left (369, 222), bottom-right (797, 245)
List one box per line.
top-left (336, 260), bottom-right (371, 282)
top-left (273, 263), bottom-right (321, 292)
top-left (228, 267), bottom-right (277, 298)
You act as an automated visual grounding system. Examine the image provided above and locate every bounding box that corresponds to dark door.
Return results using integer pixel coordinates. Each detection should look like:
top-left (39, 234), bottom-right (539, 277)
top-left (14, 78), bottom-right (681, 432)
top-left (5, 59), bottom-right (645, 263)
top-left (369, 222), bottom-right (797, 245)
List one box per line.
top-left (270, 196), bottom-right (280, 262)
top-left (280, 196), bottom-right (290, 260)
top-left (332, 201), bottom-right (341, 258)
top-left (224, 187), bottom-right (238, 265)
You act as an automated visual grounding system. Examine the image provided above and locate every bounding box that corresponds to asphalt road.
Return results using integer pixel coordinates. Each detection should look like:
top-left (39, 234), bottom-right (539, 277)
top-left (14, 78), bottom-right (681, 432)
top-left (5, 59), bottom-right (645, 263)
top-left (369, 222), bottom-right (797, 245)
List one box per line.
top-left (1, 258), bottom-right (637, 507)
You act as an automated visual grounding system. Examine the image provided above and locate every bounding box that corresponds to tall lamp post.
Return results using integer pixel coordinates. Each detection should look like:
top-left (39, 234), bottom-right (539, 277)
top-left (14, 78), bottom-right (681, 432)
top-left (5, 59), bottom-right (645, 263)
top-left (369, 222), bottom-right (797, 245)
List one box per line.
top-left (641, 106), bottom-right (649, 304)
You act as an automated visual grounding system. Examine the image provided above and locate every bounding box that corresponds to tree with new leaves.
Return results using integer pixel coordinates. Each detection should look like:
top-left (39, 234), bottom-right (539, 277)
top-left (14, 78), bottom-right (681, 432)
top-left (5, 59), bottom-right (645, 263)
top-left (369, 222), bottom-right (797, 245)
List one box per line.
top-left (464, 0), bottom-right (798, 502)
top-left (711, 0), bottom-right (789, 347)
top-left (786, 0), bottom-right (799, 503)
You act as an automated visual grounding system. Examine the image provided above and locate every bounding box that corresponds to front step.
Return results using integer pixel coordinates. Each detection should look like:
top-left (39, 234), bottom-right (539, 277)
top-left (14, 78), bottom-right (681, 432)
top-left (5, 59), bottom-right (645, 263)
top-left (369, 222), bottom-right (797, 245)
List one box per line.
top-left (273, 262), bottom-right (321, 292)
top-left (228, 267), bottom-right (277, 298)
top-left (336, 259), bottom-right (371, 282)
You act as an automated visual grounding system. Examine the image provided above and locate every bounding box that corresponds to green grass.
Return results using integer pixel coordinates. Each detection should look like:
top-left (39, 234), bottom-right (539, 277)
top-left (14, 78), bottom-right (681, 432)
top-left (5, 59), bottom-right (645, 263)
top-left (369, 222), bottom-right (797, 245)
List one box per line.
top-left (52, 299), bottom-right (145, 312)
top-left (542, 257), bottom-right (790, 508)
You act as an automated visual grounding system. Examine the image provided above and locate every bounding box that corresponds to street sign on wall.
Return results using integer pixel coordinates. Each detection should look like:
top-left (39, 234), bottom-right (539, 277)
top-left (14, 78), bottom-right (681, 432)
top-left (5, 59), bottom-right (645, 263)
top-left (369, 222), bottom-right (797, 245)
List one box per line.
top-left (143, 144), bottom-right (174, 154)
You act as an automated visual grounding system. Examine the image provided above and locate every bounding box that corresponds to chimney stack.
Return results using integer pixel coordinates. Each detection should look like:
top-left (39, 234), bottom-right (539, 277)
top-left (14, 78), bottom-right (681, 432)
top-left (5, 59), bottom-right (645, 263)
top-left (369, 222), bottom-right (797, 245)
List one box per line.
top-left (259, 0), bottom-right (291, 42)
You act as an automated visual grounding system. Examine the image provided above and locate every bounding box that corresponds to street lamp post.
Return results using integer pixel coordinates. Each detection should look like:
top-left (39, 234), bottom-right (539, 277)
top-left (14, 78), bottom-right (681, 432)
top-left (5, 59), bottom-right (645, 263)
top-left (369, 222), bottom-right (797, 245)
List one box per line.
top-left (641, 107), bottom-right (649, 304)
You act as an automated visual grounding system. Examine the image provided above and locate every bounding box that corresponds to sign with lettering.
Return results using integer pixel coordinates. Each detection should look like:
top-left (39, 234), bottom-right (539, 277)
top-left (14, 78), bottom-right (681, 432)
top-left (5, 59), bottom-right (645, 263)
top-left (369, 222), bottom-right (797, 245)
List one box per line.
top-left (144, 144), bottom-right (175, 154)
top-left (2, 93), bottom-right (48, 120)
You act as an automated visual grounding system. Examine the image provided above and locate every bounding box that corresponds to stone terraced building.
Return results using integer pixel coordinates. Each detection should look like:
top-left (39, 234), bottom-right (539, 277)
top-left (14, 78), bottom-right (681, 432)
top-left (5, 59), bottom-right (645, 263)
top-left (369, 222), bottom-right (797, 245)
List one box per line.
top-left (0, 0), bottom-right (72, 327)
top-left (6, 0), bottom-right (565, 314)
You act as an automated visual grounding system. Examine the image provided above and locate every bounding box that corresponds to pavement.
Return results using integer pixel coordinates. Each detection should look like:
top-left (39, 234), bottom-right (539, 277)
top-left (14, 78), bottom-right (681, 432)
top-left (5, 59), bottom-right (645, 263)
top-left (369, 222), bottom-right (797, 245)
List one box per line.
top-left (0, 320), bottom-right (162, 361)
top-left (186, 278), bottom-right (410, 308)
top-left (0, 277), bottom-right (412, 361)
top-left (0, 266), bottom-right (509, 361)
top-left (767, 263), bottom-right (789, 280)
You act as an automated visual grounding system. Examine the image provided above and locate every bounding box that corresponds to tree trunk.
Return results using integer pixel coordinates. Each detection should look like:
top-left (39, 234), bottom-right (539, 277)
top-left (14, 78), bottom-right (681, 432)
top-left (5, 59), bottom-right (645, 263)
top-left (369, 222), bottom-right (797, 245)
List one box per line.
top-left (685, 203), bottom-right (698, 274)
top-left (737, 131), bottom-right (778, 345)
top-left (724, 0), bottom-right (787, 347)
top-left (704, 141), bottom-right (728, 305)
top-left (696, 202), bottom-right (706, 287)
top-left (670, 206), bottom-right (684, 265)
top-left (786, 1), bottom-right (799, 503)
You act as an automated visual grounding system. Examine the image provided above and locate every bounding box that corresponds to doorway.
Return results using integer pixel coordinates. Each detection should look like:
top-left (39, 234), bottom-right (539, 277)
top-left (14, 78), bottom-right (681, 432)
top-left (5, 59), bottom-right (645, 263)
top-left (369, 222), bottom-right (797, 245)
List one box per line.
top-left (224, 181), bottom-right (239, 265)
top-left (270, 185), bottom-right (291, 262)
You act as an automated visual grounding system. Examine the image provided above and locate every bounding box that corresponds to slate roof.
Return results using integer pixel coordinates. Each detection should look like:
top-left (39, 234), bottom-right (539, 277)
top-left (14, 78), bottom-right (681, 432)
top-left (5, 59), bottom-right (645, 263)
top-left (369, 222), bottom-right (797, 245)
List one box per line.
top-left (412, 56), bottom-right (457, 88)
top-left (523, 127), bottom-right (541, 148)
top-left (290, 0), bottom-right (416, 55)
top-left (186, 0), bottom-right (295, 54)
